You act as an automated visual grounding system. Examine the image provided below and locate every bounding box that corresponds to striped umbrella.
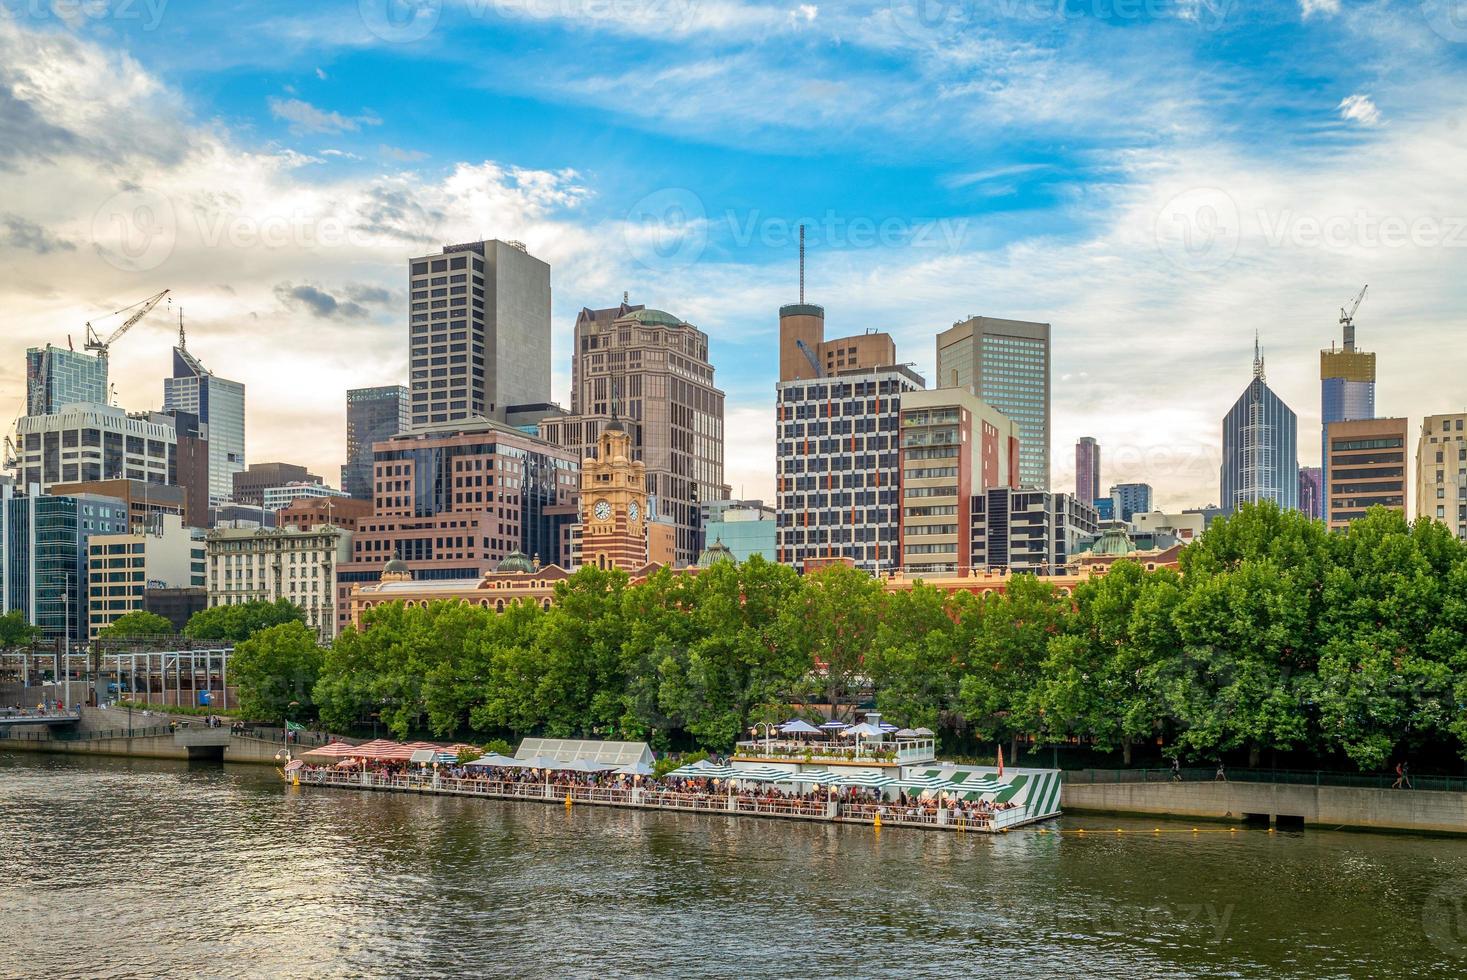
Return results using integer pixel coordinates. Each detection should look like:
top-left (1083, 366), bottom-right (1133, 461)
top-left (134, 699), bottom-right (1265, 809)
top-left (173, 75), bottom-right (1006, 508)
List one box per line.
top-left (665, 763), bottom-right (738, 780)
top-left (732, 765), bottom-right (802, 782)
top-left (894, 774), bottom-right (949, 792)
top-left (940, 776), bottom-right (1007, 796)
top-left (783, 769), bottom-right (843, 785)
top-left (834, 772), bottom-right (897, 790)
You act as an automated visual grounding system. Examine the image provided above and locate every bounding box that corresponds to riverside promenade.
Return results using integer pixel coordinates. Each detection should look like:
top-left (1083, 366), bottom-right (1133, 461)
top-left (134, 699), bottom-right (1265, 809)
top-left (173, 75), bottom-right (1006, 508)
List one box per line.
top-left (293, 768), bottom-right (1038, 834)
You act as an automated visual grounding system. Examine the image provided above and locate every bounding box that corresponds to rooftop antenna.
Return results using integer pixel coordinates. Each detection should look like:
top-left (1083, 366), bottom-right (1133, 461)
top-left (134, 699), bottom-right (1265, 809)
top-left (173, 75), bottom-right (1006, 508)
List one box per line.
top-left (623, 290), bottom-right (629, 305)
top-left (1253, 332), bottom-right (1266, 383)
top-left (177, 307), bottom-right (185, 350)
top-left (799, 224), bottom-right (805, 304)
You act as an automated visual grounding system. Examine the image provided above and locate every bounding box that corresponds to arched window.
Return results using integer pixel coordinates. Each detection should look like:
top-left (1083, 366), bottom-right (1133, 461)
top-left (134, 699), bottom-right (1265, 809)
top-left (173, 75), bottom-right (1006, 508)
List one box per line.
top-left (495, 599), bottom-right (504, 612)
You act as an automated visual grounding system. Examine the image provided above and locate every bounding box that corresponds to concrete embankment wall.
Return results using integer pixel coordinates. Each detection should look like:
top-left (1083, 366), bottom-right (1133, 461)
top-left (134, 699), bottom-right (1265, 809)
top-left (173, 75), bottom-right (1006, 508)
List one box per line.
top-left (1, 707), bottom-right (289, 766)
top-left (1062, 780), bottom-right (1467, 835)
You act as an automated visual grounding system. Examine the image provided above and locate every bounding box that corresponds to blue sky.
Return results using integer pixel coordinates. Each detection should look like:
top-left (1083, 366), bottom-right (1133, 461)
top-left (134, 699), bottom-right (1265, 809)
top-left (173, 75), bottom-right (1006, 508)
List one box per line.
top-left (3, 0), bottom-right (1466, 507)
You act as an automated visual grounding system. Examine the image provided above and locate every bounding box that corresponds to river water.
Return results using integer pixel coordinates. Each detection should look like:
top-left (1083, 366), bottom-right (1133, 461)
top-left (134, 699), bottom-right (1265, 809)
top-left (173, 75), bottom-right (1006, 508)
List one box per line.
top-left (4, 753), bottom-right (1467, 978)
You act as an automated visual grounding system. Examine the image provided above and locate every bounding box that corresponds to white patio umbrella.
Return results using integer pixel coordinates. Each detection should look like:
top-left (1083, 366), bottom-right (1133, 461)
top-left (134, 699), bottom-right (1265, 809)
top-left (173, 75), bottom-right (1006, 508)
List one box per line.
top-left (560, 758), bottom-right (617, 773)
top-left (784, 769), bottom-right (842, 786)
top-left (614, 761), bottom-right (655, 777)
top-left (464, 753), bottom-right (520, 768)
top-left (779, 719), bottom-right (821, 736)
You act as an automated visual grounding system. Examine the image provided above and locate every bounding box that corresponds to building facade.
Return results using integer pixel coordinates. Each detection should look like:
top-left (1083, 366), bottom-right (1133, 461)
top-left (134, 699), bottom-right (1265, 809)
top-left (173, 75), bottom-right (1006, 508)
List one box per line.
top-left (14, 404), bottom-right (177, 493)
top-left (26, 346), bottom-right (108, 416)
top-left (261, 482), bottom-right (350, 511)
top-left (205, 525), bottom-right (353, 642)
top-left (970, 487), bottom-right (1099, 574)
top-left (701, 499), bottom-right (776, 562)
top-left (777, 301), bottom-right (896, 383)
top-left (1320, 319), bottom-right (1376, 487)
top-left (232, 462), bottom-right (319, 507)
top-left (935, 316), bottom-right (1051, 490)
top-left (276, 496), bottom-right (373, 531)
top-left (1298, 466), bottom-right (1323, 521)
top-left (87, 514), bottom-right (206, 638)
top-left (333, 421), bottom-right (579, 635)
top-left (1322, 417), bottom-right (1408, 530)
top-left (1109, 482), bottom-right (1153, 522)
top-left (0, 485), bottom-right (128, 642)
top-left (898, 388), bottom-right (1021, 576)
top-left (163, 344), bottom-right (245, 506)
top-left (1220, 343), bottom-right (1298, 514)
top-left (343, 385), bottom-right (409, 499)
top-left (541, 302), bottom-right (728, 565)
top-left (48, 479), bottom-right (186, 533)
top-left (1416, 414), bottom-right (1467, 538)
top-left (1075, 437), bottom-right (1100, 503)
top-left (776, 365), bottom-right (923, 574)
top-left (407, 239), bottom-right (550, 427)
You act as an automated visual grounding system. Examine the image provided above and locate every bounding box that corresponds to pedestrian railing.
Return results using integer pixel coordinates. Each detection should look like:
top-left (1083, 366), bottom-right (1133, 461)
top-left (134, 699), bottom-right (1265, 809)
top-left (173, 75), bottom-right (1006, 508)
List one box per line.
top-left (1066, 767), bottom-right (1465, 792)
top-left (0, 725), bottom-right (172, 742)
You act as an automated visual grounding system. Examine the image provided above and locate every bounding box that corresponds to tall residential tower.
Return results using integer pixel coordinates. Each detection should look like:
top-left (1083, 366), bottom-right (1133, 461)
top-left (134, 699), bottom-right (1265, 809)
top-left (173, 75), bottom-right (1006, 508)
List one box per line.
top-left (1220, 340), bottom-right (1298, 514)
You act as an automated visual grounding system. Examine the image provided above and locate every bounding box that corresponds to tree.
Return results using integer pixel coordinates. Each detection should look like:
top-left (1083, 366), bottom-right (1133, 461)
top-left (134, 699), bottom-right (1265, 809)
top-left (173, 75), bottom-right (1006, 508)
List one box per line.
top-left (776, 564), bottom-right (886, 721)
top-left (230, 621), bottom-right (324, 723)
top-left (185, 599), bottom-right (307, 644)
top-left (866, 583), bottom-right (962, 736)
top-left (0, 610), bottom-right (39, 649)
top-left (98, 610), bottom-right (176, 639)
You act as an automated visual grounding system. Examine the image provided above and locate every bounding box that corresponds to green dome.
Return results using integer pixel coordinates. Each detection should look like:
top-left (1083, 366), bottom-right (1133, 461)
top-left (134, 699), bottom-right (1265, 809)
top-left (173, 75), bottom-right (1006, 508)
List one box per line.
top-left (626, 308), bottom-right (683, 328)
top-left (1088, 524), bottom-right (1136, 557)
top-left (496, 550), bottom-right (535, 574)
top-left (382, 557), bottom-right (410, 576)
top-left (695, 537), bottom-right (735, 568)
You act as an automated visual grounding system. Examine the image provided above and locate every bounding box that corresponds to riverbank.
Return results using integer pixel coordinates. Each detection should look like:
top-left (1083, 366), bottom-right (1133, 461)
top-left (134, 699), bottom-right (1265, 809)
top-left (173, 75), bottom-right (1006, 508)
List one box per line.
top-left (1062, 779), bottom-right (1467, 835)
top-left (293, 767), bottom-right (1039, 834)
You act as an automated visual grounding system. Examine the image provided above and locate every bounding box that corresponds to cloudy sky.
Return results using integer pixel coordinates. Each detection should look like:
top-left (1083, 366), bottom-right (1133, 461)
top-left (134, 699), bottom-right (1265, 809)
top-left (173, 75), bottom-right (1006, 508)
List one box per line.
top-left (2, 0), bottom-right (1465, 509)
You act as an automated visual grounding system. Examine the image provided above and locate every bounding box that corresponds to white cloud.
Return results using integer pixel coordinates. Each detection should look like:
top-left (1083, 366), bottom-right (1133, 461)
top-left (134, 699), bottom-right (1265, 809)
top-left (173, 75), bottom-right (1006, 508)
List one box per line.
top-left (1300, 0), bottom-right (1341, 18)
top-left (1337, 93), bottom-right (1382, 126)
top-left (267, 96), bottom-right (381, 135)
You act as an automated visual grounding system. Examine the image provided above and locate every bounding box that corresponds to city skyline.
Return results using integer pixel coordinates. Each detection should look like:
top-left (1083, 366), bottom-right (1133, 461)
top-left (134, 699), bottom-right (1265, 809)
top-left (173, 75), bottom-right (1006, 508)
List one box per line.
top-left (2, 6), bottom-right (1466, 513)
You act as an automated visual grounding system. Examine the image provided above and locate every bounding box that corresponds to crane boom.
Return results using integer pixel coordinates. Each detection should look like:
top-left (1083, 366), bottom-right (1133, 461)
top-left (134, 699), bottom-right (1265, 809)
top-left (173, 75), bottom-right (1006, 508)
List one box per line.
top-left (84, 289), bottom-right (171, 359)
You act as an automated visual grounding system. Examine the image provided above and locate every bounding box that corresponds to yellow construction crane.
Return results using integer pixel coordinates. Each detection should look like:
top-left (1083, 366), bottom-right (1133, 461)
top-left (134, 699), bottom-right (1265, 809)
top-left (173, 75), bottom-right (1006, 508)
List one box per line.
top-left (84, 288), bottom-right (171, 360)
top-left (1339, 284), bottom-right (1368, 351)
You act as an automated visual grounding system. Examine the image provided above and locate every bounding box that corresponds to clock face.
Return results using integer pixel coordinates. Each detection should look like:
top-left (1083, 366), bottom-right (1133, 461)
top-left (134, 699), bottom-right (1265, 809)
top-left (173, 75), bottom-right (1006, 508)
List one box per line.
top-left (628, 501), bottom-right (640, 522)
top-left (594, 499), bottom-right (612, 521)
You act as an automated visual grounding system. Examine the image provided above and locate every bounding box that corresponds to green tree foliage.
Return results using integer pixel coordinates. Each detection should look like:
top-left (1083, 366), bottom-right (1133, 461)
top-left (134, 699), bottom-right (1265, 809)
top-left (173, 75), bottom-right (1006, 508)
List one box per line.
top-left (184, 599), bottom-right (306, 643)
top-left (98, 610), bottom-right (176, 638)
top-left (258, 502), bottom-right (1467, 771)
top-left (0, 610), bottom-right (40, 648)
top-left (230, 621), bottom-right (324, 723)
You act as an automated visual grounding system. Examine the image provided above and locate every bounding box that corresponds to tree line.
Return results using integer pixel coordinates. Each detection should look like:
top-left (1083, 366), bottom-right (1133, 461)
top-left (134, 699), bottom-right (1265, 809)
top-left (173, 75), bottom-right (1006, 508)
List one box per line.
top-left (221, 503), bottom-right (1467, 771)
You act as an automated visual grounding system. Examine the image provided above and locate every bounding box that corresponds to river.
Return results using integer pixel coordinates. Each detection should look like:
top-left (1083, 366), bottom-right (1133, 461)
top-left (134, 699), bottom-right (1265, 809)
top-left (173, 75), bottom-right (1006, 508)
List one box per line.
top-left (3, 752), bottom-right (1467, 978)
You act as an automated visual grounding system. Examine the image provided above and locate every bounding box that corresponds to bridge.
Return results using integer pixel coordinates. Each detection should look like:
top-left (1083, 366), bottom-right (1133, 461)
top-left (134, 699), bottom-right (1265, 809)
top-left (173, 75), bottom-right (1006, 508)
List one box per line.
top-left (0, 712), bottom-right (81, 729)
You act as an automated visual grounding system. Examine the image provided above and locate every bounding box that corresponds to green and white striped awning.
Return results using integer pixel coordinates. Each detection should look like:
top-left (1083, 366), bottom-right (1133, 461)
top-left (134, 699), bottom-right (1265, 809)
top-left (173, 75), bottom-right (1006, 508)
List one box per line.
top-left (782, 769), bottom-right (843, 785)
top-left (835, 772), bottom-right (897, 789)
top-left (894, 774), bottom-right (949, 791)
top-left (731, 765), bottom-right (802, 782)
top-left (664, 762), bottom-right (739, 780)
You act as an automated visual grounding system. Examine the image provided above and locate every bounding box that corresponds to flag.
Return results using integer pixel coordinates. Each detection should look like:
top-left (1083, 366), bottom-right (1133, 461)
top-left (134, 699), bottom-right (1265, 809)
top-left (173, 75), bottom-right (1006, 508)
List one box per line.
top-left (997, 744), bottom-right (1004, 777)
top-left (285, 720), bottom-right (305, 732)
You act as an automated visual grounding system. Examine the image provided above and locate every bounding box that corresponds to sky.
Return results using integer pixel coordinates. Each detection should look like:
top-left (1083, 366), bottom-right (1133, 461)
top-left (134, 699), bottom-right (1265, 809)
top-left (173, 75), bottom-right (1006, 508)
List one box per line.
top-left (2, 0), bottom-right (1466, 510)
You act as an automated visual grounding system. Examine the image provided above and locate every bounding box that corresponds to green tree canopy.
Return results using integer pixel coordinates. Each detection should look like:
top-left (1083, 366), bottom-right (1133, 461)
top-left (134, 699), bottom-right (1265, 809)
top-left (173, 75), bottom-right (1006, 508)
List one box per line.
top-left (0, 610), bottom-right (39, 648)
top-left (230, 621), bottom-right (324, 723)
top-left (98, 610), bottom-right (176, 638)
top-left (184, 599), bottom-right (306, 644)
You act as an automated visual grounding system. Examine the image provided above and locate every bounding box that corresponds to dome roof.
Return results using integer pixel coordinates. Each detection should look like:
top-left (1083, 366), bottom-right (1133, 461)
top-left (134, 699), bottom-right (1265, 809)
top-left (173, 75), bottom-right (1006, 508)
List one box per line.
top-left (381, 557), bottom-right (411, 582)
top-left (695, 537), bottom-right (736, 568)
top-left (1088, 524), bottom-right (1136, 557)
top-left (496, 550), bottom-right (535, 574)
top-left (626, 308), bottom-right (683, 328)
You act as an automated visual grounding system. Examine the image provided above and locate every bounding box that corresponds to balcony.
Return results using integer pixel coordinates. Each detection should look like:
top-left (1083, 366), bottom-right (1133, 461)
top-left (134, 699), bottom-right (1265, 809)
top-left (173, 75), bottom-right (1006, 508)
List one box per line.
top-left (732, 737), bottom-right (937, 767)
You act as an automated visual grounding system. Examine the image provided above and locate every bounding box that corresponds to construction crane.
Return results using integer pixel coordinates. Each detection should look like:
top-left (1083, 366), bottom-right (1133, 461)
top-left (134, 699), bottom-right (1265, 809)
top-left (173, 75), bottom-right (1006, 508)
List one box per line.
top-left (795, 338), bottom-right (824, 378)
top-left (84, 289), bottom-right (171, 360)
top-left (1339, 284), bottom-right (1368, 351)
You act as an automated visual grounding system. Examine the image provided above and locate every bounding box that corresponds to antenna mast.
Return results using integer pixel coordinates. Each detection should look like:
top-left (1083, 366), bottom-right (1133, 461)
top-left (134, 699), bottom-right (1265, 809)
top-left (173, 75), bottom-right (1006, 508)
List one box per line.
top-left (799, 224), bottom-right (805, 304)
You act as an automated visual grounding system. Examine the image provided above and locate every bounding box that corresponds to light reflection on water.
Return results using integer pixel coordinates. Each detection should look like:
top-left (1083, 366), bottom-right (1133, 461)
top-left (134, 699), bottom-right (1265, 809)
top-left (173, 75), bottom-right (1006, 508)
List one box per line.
top-left (4, 752), bottom-right (1467, 978)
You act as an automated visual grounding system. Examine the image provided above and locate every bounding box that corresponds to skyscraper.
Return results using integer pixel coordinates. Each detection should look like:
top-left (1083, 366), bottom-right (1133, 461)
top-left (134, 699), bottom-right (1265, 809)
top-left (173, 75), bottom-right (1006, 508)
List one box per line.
top-left (1109, 482), bottom-right (1153, 522)
top-left (935, 316), bottom-right (1051, 490)
top-left (343, 385), bottom-right (409, 499)
top-left (1298, 466), bottom-right (1323, 521)
top-left (1324, 418), bottom-right (1407, 530)
top-left (407, 239), bottom-right (550, 427)
top-left (163, 343), bottom-right (245, 506)
top-left (540, 301), bottom-right (727, 565)
top-left (25, 345), bottom-right (108, 415)
top-left (1220, 340), bottom-right (1298, 514)
top-left (1320, 294), bottom-right (1376, 487)
top-left (1075, 436), bottom-right (1100, 503)
top-left (1416, 414), bottom-right (1467, 538)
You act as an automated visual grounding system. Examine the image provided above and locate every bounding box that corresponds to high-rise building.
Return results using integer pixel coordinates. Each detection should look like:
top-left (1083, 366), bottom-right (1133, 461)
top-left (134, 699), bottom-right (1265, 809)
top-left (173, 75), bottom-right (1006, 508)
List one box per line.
top-left (343, 385), bottom-right (409, 499)
top-left (539, 302), bottom-right (727, 564)
top-left (576, 420), bottom-right (667, 572)
top-left (776, 365), bottom-right (923, 573)
top-left (48, 479), bottom-right (187, 533)
top-left (232, 462), bottom-right (319, 507)
top-left (1075, 436), bottom-right (1100, 503)
top-left (1298, 466), bottom-right (1323, 521)
top-left (1109, 482), bottom-right (1153, 522)
top-left (1320, 301), bottom-right (1376, 484)
top-left (205, 524), bottom-right (352, 642)
top-left (1220, 340), bottom-right (1298, 514)
top-left (87, 513), bottom-right (205, 638)
top-left (407, 239), bottom-right (550, 427)
top-left (936, 316), bottom-right (1051, 490)
top-left (164, 343), bottom-right (245, 506)
top-left (898, 388), bottom-right (1020, 576)
top-left (971, 488), bottom-right (1099, 574)
top-left (163, 409), bottom-right (210, 528)
top-left (777, 303), bottom-right (896, 382)
top-left (333, 421), bottom-right (579, 635)
top-left (1416, 413), bottom-right (1467, 538)
top-left (14, 404), bottom-right (176, 493)
top-left (261, 483), bottom-right (350, 512)
top-left (0, 484), bottom-right (128, 642)
top-left (1324, 418), bottom-right (1408, 530)
top-left (25, 345), bottom-right (108, 416)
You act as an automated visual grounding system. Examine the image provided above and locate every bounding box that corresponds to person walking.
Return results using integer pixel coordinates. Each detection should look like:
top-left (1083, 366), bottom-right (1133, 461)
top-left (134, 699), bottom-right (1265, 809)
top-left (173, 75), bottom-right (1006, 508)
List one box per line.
top-left (1171, 757), bottom-right (1182, 782)
top-left (1215, 761), bottom-right (1227, 782)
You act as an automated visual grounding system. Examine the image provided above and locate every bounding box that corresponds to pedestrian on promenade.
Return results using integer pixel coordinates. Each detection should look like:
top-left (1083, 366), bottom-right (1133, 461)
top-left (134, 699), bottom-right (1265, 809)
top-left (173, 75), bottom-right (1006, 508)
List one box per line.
top-left (1171, 758), bottom-right (1181, 782)
top-left (1393, 761), bottom-right (1412, 790)
top-left (1215, 762), bottom-right (1226, 782)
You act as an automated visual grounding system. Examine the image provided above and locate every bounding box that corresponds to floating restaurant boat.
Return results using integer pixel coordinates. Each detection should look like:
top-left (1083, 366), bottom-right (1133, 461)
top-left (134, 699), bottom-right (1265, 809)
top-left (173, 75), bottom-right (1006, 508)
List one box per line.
top-left (285, 716), bottom-right (1062, 834)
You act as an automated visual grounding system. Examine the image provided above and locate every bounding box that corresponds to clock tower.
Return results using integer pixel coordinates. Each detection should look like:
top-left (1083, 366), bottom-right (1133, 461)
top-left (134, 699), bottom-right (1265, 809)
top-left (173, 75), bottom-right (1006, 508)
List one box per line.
top-left (579, 419), bottom-right (650, 571)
